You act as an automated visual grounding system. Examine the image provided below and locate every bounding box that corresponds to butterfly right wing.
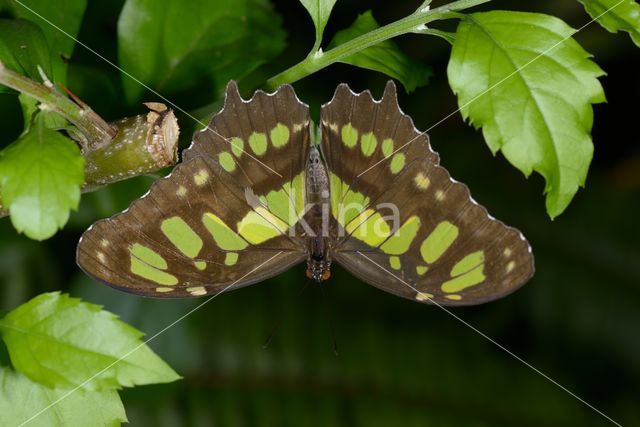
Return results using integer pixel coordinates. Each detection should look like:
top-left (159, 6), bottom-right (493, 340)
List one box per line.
top-left (320, 82), bottom-right (534, 306)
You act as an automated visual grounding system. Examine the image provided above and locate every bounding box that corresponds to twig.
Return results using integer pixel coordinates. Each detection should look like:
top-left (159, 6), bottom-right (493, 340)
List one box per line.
top-left (265, 0), bottom-right (490, 89)
top-left (0, 62), bottom-right (180, 218)
top-left (0, 60), bottom-right (115, 147)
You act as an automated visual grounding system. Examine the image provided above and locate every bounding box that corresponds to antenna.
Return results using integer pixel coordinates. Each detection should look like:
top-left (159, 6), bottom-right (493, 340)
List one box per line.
top-left (263, 278), bottom-right (311, 349)
top-left (320, 281), bottom-right (339, 356)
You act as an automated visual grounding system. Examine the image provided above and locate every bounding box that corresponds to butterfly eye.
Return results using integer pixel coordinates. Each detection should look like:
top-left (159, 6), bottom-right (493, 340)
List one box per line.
top-left (321, 270), bottom-right (331, 281)
top-left (306, 269), bottom-right (313, 279)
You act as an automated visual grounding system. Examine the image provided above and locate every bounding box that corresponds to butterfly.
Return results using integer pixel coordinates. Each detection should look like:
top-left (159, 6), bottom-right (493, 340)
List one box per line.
top-left (77, 81), bottom-right (534, 306)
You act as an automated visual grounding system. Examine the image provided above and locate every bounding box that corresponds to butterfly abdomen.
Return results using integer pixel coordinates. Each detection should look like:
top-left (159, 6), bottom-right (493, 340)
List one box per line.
top-left (305, 147), bottom-right (332, 281)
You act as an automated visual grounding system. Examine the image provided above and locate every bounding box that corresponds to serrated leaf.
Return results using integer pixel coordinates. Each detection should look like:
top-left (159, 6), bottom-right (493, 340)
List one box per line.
top-left (578, 0), bottom-right (640, 47)
top-left (118, 0), bottom-right (286, 103)
top-left (0, 18), bottom-right (51, 94)
top-left (0, 292), bottom-right (181, 391)
top-left (9, 0), bottom-right (87, 85)
top-left (327, 11), bottom-right (432, 92)
top-left (299, 0), bottom-right (338, 47)
top-left (0, 367), bottom-right (127, 427)
top-left (0, 118), bottom-right (84, 240)
top-left (447, 11), bottom-right (605, 218)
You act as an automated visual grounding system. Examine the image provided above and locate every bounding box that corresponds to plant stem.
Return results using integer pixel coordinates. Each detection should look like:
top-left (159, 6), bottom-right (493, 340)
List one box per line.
top-left (83, 103), bottom-right (180, 191)
top-left (266, 0), bottom-right (490, 90)
top-left (0, 62), bottom-right (181, 218)
top-left (0, 60), bottom-right (115, 147)
top-left (0, 103), bottom-right (179, 217)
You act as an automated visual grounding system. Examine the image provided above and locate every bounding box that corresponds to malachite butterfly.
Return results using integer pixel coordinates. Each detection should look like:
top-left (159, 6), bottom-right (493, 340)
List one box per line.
top-left (77, 81), bottom-right (534, 306)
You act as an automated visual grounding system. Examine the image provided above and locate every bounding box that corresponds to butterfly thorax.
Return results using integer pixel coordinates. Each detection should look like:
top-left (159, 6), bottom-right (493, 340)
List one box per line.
top-left (305, 147), bottom-right (331, 282)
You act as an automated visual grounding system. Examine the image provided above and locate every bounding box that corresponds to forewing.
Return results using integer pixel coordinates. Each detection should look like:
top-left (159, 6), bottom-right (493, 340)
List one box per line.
top-left (184, 81), bottom-right (310, 210)
top-left (322, 82), bottom-right (534, 306)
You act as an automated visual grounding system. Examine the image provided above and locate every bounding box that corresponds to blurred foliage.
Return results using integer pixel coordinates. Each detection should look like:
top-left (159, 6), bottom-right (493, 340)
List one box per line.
top-left (117, 0), bottom-right (286, 105)
top-left (0, 0), bottom-right (639, 426)
top-left (0, 293), bottom-right (179, 426)
top-left (327, 11), bottom-right (433, 92)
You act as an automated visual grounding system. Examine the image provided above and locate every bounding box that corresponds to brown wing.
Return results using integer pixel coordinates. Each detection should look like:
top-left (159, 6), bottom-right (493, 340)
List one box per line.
top-left (77, 82), bottom-right (311, 297)
top-left (321, 82), bottom-right (534, 306)
top-left (184, 81), bottom-right (310, 212)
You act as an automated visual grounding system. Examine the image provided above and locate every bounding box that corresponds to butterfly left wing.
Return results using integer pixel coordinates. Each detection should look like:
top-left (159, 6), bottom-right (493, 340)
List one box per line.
top-left (77, 156), bottom-right (305, 297)
top-left (321, 82), bottom-right (534, 306)
top-left (77, 82), bottom-right (312, 297)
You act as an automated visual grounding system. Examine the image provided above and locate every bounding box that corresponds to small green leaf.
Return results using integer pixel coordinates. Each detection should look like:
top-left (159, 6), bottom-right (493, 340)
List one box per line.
top-left (0, 367), bottom-right (127, 427)
top-left (0, 118), bottom-right (84, 240)
top-left (118, 0), bottom-right (286, 103)
top-left (8, 0), bottom-right (88, 85)
top-left (578, 0), bottom-right (640, 47)
top-left (447, 11), bottom-right (606, 218)
top-left (299, 0), bottom-right (338, 48)
top-left (0, 18), bottom-right (51, 93)
top-left (328, 11), bottom-right (432, 92)
top-left (0, 292), bottom-right (181, 391)
top-left (18, 93), bottom-right (67, 132)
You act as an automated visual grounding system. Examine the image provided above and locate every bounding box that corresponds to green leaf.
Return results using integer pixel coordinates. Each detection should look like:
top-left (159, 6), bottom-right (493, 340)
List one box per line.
top-left (578, 0), bottom-right (640, 47)
top-left (18, 93), bottom-right (67, 131)
top-left (118, 0), bottom-right (286, 103)
top-left (9, 0), bottom-right (88, 85)
top-left (0, 117), bottom-right (84, 240)
top-left (447, 11), bottom-right (605, 218)
top-left (0, 292), bottom-right (181, 390)
top-left (327, 11), bottom-right (432, 92)
top-left (299, 0), bottom-right (338, 48)
top-left (0, 367), bottom-right (127, 427)
top-left (0, 18), bottom-right (51, 93)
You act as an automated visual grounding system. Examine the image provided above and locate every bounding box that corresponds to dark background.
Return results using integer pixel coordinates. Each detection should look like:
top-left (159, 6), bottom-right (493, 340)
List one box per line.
top-left (1, 0), bottom-right (639, 425)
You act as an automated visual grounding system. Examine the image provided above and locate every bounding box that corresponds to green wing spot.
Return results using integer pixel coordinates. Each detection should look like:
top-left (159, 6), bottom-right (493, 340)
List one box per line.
top-left (414, 172), bottom-right (430, 190)
top-left (360, 132), bottom-right (378, 157)
top-left (130, 257), bottom-right (178, 286)
top-left (390, 153), bottom-right (406, 174)
top-left (202, 213), bottom-right (249, 251)
top-left (381, 138), bottom-right (394, 157)
top-left (389, 256), bottom-right (401, 270)
top-left (345, 209), bottom-right (391, 247)
top-left (420, 221), bottom-right (459, 264)
top-left (451, 251), bottom-right (484, 277)
top-left (237, 207), bottom-right (288, 244)
top-left (231, 137), bottom-right (244, 157)
top-left (330, 173), bottom-right (370, 226)
top-left (195, 261), bottom-right (207, 270)
top-left (341, 123), bottom-right (358, 148)
top-left (265, 174), bottom-right (307, 227)
top-left (288, 172), bottom-right (306, 221)
top-left (130, 243), bottom-right (167, 269)
top-left (380, 216), bottom-right (420, 255)
top-left (225, 252), bottom-right (239, 266)
top-left (161, 216), bottom-right (203, 258)
top-left (416, 265), bottom-right (429, 275)
top-left (270, 123), bottom-right (290, 148)
top-left (249, 132), bottom-right (268, 156)
top-left (265, 188), bottom-right (290, 225)
top-left (442, 265), bottom-right (485, 293)
top-left (218, 152), bottom-right (236, 172)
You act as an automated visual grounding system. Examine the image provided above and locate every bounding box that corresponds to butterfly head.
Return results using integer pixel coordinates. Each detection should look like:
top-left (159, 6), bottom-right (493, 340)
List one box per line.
top-left (306, 262), bottom-right (331, 282)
